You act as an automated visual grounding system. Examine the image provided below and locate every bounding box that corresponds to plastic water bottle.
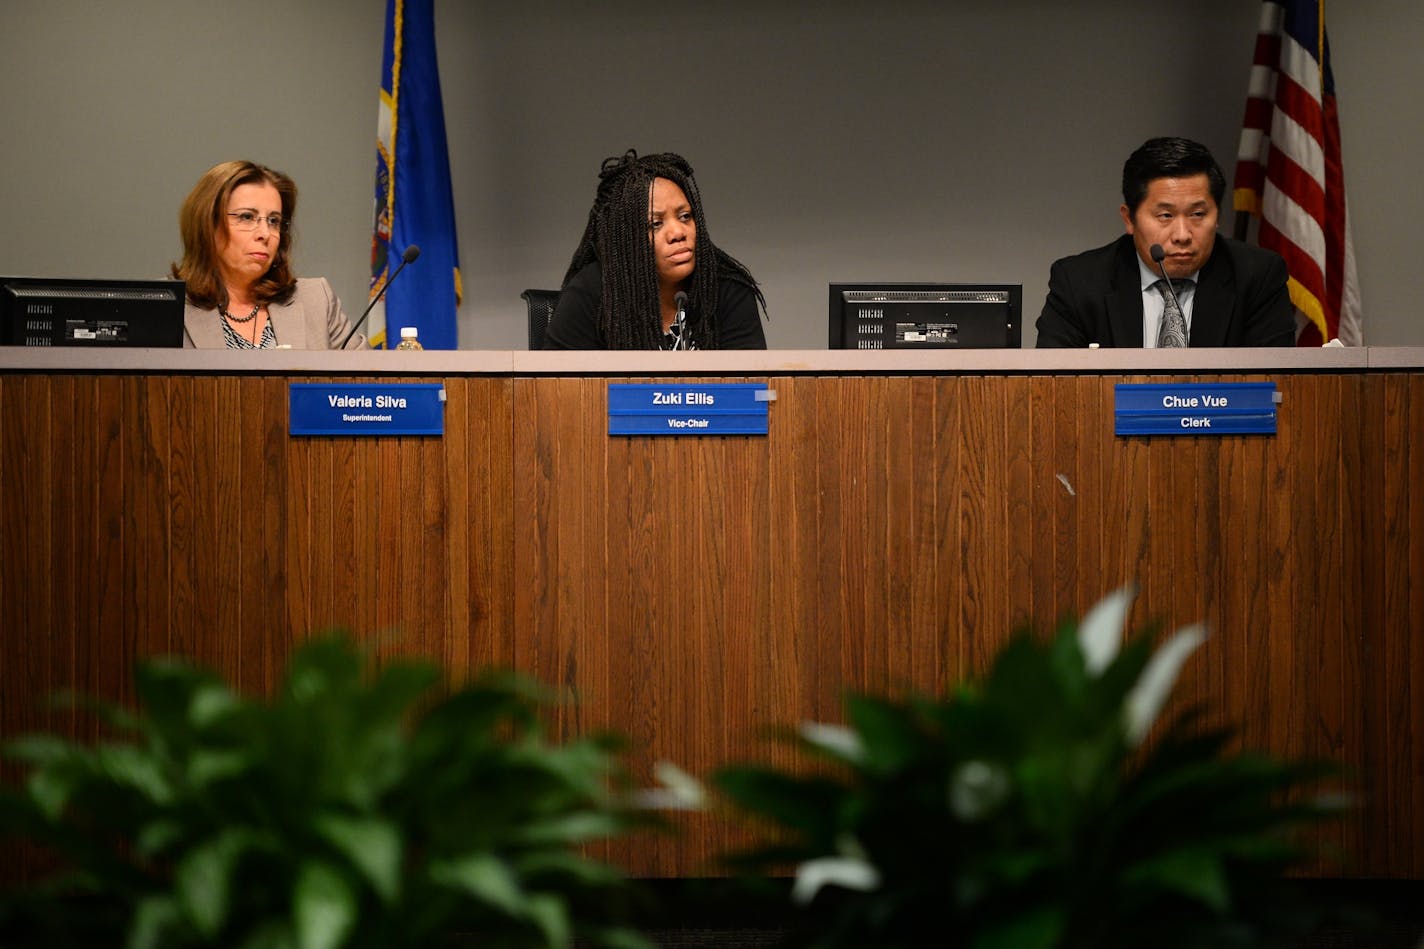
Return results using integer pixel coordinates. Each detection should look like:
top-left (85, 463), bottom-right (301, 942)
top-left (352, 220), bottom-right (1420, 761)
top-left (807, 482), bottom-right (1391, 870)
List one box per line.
top-left (395, 326), bottom-right (424, 351)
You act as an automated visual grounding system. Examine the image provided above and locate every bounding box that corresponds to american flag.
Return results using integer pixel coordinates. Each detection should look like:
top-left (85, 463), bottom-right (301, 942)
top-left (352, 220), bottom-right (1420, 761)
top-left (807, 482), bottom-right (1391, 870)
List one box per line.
top-left (1232, 1), bottom-right (1362, 346)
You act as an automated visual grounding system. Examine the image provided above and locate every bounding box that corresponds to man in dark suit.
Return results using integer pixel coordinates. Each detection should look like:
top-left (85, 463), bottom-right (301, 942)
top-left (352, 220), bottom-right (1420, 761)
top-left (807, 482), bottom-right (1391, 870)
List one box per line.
top-left (1035, 137), bottom-right (1296, 348)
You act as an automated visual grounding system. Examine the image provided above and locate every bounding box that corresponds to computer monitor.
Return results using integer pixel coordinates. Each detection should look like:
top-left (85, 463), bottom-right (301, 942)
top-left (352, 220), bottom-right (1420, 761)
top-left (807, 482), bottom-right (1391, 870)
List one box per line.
top-left (829, 283), bottom-right (1022, 350)
top-left (0, 277), bottom-right (185, 347)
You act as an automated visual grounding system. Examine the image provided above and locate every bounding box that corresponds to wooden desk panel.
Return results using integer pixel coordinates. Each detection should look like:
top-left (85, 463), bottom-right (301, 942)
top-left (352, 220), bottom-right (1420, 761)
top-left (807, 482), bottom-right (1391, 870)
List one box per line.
top-left (2, 365), bottom-right (1420, 878)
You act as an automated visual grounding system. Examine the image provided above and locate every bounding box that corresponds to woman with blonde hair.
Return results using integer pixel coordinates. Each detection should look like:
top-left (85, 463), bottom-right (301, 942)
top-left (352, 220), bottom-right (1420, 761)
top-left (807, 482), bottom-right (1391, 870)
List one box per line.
top-left (173, 160), bottom-right (365, 349)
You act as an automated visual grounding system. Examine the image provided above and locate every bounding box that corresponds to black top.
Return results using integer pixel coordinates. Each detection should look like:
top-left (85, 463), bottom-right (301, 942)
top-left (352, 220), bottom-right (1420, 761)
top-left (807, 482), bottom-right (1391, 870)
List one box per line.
top-left (1035, 234), bottom-right (1296, 348)
top-left (542, 261), bottom-right (767, 350)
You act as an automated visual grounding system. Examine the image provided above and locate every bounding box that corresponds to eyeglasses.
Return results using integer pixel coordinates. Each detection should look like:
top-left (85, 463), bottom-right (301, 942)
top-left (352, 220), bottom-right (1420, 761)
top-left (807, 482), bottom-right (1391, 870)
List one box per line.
top-left (226, 210), bottom-right (287, 232)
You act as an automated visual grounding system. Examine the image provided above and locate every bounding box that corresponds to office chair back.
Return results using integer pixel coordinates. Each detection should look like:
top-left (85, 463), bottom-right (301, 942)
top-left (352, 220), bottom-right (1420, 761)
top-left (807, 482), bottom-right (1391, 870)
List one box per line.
top-left (521, 289), bottom-right (561, 350)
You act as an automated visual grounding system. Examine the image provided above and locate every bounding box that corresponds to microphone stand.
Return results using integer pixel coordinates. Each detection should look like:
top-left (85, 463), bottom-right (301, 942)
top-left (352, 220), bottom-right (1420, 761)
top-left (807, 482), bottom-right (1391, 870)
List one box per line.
top-left (337, 244), bottom-right (421, 349)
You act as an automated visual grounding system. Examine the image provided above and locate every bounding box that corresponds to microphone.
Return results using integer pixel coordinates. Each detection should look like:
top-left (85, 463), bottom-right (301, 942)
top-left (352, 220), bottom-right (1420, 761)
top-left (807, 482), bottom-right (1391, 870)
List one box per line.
top-left (672, 290), bottom-right (689, 350)
top-left (337, 244), bottom-right (421, 349)
top-left (1149, 243), bottom-right (1186, 325)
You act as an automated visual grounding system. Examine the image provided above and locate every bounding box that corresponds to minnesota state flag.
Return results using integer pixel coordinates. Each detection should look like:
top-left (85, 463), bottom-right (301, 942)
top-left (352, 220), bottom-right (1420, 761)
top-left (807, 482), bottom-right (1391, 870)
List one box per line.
top-left (371, 0), bottom-right (461, 349)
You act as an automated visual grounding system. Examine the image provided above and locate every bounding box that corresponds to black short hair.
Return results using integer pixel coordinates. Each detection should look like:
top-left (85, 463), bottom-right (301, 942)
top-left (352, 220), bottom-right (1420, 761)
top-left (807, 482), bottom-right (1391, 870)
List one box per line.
top-left (1121, 137), bottom-right (1226, 214)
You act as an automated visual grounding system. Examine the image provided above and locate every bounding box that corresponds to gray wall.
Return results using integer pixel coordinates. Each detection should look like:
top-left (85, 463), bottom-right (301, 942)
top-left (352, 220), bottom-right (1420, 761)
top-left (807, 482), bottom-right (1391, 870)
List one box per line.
top-left (2, 1), bottom-right (1419, 348)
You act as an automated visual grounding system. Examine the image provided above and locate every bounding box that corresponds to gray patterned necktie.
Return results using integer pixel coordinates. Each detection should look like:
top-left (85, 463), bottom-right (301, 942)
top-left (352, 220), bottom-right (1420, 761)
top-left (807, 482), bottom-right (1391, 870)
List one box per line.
top-left (1153, 278), bottom-right (1188, 348)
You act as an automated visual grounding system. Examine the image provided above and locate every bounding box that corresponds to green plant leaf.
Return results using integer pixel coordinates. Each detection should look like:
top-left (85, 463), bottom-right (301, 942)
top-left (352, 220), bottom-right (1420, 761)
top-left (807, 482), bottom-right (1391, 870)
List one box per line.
top-left (96, 702), bottom-right (147, 734)
top-left (284, 638), bottom-right (365, 703)
top-left (96, 744), bottom-right (174, 805)
top-left (175, 831), bottom-right (253, 937)
top-left (188, 681), bottom-right (241, 728)
top-left (711, 597), bottom-right (1349, 949)
top-left (516, 811), bottom-right (629, 847)
top-left (982, 637), bottom-right (1076, 745)
top-left (237, 919), bottom-right (298, 949)
top-left (1014, 750), bottom-right (1089, 838)
top-left (844, 695), bottom-right (921, 774)
top-left (4, 733), bottom-right (78, 767)
top-left (362, 661), bottom-right (441, 727)
top-left (516, 852), bottom-right (627, 889)
top-left (969, 903), bottom-right (1064, 949)
top-left (524, 892), bottom-right (572, 949)
top-left (293, 860), bottom-right (357, 949)
top-left (509, 741), bottom-right (616, 800)
top-left (187, 748), bottom-right (254, 786)
top-left (1122, 848), bottom-right (1231, 912)
top-left (1047, 625), bottom-right (1092, 704)
top-left (1, 634), bottom-right (653, 949)
top-left (134, 819), bottom-right (184, 860)
top-left (26, 762), bottom-right (80, 820)
top-left (713, 767), bottom-right (846, 844)
top-left (127, 894), bottom-right (182, 949)
top-left (416, 685), bottom-right (532, 744)
top-left (430, 852), bottom-right (525, 916)
top-left (971, 847), bottom-right (1055, 886)
top-left (135, 658), bottom-right (213, 717)
top-left (314, 813), bottom-right (403, 904)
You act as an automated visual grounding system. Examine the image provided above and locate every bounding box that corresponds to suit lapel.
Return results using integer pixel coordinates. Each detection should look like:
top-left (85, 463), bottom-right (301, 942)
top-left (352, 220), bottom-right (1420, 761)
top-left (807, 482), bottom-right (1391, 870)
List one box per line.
top-left (268, 294), bottom-right (306, 349)
top-left (1187, 242), bottom-right (1233, 347)
top-left (183, 304), bottom-right (227, 348)
top-left (1105, 237), bottom-right (1144, 347)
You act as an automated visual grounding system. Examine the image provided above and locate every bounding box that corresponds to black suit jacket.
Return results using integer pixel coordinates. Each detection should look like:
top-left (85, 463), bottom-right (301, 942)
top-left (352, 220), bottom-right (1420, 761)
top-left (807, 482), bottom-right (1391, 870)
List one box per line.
top-left (1034, 234), bottom-right (1296, 348)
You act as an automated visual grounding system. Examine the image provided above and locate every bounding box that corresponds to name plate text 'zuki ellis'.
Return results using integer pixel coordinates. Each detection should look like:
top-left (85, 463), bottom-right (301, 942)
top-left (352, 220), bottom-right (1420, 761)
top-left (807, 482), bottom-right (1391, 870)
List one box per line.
top-left (607, 383), bottom-right (771, 436)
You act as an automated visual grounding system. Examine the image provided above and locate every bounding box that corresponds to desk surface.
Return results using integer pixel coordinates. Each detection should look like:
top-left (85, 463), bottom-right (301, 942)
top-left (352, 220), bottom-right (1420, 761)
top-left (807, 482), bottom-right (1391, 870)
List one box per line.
top-left (1, 345), bottom-right (1420, 376)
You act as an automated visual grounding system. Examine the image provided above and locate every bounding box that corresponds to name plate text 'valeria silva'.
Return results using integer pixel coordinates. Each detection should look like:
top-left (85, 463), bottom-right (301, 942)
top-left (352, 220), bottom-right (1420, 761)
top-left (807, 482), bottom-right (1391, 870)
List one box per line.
top-left (289, 383), bottom-right (445, 436)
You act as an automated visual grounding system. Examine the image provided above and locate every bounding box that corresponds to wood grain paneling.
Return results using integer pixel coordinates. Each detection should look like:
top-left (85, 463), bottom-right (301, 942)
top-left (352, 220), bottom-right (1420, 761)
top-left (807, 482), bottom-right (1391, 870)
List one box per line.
top-left (1, 368), bottom-right (1420, 880)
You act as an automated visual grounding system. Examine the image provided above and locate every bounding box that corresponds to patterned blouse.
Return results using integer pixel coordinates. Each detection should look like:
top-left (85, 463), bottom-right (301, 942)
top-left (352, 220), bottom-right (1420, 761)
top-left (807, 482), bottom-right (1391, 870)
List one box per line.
top-left (221, 318), bottom-right (276, 349)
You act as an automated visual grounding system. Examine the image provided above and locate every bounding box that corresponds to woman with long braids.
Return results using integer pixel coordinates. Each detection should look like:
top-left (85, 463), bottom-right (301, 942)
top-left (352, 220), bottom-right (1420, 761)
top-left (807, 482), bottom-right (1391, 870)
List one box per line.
top-left (543, 150), bottom-right (766, 350)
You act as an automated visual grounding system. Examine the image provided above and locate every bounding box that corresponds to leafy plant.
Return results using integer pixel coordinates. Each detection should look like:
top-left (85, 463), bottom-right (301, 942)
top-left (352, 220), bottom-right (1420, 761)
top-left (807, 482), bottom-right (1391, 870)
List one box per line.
top-left (0, 636), bottom-right (653, 949)
top-left (713, 588), bottom-right (1346, 949)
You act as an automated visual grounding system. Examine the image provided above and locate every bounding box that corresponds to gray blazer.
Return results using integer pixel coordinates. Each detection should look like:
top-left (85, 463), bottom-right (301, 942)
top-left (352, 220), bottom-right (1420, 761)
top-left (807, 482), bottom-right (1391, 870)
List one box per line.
top-left (183, 277), bottom-right (368, 349)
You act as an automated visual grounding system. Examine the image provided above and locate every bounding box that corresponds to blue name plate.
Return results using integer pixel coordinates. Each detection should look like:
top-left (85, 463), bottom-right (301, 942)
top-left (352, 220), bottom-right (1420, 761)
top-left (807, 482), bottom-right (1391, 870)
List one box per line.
top-left (608, 383), bottom-right (769, 436)
top-left (1114, 382), bottom-right (1277, 436)
top-left (289, 383), bottom-right (445, 436)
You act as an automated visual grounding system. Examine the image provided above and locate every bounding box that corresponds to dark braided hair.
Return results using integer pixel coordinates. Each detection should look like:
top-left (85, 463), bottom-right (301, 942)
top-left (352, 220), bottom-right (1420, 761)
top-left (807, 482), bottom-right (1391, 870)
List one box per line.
top-left (562, 149), bottom-right (764, 350)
